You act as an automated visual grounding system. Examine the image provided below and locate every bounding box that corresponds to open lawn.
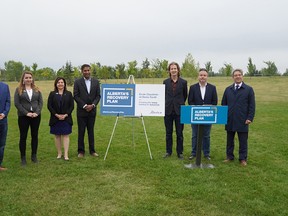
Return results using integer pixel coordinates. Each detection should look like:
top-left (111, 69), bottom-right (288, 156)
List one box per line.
top-left (1, 77), bottom-right (287, 215)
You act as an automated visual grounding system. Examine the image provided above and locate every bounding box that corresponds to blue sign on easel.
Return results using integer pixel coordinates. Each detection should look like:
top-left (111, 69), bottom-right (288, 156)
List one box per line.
top-left (181, 105), bottom-right (228, 125)
top-left (101, 84), bottom-right (135, 116)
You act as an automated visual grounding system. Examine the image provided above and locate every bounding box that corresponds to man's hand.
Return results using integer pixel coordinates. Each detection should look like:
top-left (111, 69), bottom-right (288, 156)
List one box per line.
top-left (85, 104), bottom-right (94, 112)
top-left (0, 113), bottom-right (5, 120)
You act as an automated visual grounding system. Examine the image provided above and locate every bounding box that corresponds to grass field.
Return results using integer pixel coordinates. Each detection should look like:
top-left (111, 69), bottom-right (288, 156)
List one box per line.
top-left (1, 77), bottom-right (287, 215)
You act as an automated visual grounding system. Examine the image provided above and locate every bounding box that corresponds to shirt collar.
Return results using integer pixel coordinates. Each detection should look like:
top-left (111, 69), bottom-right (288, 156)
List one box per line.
top-left (235, 82), bottom-right (243, 88)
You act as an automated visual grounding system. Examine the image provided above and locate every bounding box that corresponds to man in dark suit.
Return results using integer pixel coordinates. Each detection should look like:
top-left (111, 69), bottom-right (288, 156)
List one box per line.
top-left (221, 69), bottom-right (255, 166)
top-left (163, 62), bottom-right (187, 159)
top-left (74, 64), bottom-right (101, 157)
top-left (0, 82), bottom-right (10, 171)
top-left (188, 68), bottom-right (218, 160)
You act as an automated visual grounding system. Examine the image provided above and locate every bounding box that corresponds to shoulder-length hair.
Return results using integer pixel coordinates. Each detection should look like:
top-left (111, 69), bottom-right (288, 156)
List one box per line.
top-left (17, 71), bottom-right (39, 95)
top-left (167, 62), bottom-right (181, 77)
top-left (54, 77), bottom-right (67, 92)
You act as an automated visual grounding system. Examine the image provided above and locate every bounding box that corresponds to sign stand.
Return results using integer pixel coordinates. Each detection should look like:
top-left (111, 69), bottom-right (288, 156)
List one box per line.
top-left (184, 125), bottom-right (215, 169)
top-left (103, 75), bottom-right (153, 160)
top-left (181, 105), bottom-right (228, 169)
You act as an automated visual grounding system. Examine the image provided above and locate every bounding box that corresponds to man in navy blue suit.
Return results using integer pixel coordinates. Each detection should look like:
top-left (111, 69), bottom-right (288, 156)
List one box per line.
top-left (0, 81), bottom-right (11, 171)
top-left (221, 69), bottom-right (255, 166)
top-left (188, 68), bottom-right (218, 160)
top-left (163, 62), bottom-right (187, 159)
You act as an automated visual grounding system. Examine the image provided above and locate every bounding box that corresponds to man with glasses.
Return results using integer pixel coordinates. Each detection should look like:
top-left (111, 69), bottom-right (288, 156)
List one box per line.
top-left (221, 69), bottom-right (255, 166)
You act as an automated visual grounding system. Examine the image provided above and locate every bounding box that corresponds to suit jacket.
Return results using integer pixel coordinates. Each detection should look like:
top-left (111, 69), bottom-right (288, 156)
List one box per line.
top-left (73, 77), bottom-right (101, 117)
top-left (14, 87), bottom-right (43, 116)
top-left (0, 82), bottom-right (11, 124)
top-left (47, 90), bottom-right (74, 126)
top-left (163, 77), bottom-right (187, 115)
top-left (188, 83), bottom-right (218, 105)
top-left (221, 82), bottom-right (255, 132)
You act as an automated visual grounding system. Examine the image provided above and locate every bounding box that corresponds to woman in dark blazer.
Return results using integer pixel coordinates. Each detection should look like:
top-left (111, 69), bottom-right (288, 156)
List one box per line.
top-left (14, 71), bottom-right (43, 166)
top-left (48, 77), bottom-right (74, 161)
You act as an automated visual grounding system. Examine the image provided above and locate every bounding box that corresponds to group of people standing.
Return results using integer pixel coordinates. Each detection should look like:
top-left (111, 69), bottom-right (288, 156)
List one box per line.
top-left (0, 62), bottom-right (255, 171)
top-left (163, 62), bottom-right (255, 166)
top-left (0, 64), bottom-right (101, 170)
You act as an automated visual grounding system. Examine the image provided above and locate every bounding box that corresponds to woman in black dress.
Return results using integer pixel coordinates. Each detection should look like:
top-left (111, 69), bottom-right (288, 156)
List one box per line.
top-left (47, 77), bottom-right (74, 160)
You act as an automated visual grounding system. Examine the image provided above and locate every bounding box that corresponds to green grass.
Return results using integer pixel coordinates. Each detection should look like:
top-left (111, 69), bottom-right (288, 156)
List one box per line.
top-left (1, 77), bottom-right (287, 215)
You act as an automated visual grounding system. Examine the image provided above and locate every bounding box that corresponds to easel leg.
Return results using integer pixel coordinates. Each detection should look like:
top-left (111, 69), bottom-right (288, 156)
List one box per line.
top-left (104, 116), bottom-right (119, 160)
top-left (141, 116), bottom-right (153, 160)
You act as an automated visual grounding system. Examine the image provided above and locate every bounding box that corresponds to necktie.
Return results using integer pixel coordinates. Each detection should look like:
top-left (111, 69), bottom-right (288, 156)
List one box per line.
top-left (236, 84), bottom-right (239, 90)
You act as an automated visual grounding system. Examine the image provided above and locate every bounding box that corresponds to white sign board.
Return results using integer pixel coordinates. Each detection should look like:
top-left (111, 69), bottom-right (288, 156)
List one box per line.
top-left (135, 84), bottom-right (165, 116)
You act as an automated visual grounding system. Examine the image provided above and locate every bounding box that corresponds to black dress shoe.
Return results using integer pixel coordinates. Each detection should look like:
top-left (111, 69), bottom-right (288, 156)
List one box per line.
top-left (163, 153), bottom-right (171, 158)
top-left (21, 156), bottom-right (27, 166)
top-left (31, 154), bottom-right (38, 163)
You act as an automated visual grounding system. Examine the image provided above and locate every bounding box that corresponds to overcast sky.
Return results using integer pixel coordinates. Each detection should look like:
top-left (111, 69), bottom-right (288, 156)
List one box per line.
top-left (1, 0), bottom-right (288, 73)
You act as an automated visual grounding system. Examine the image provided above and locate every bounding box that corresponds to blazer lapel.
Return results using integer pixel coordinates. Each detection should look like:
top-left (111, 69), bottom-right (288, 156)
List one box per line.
top-left (80, 78), bottom-right (89, 94)
top-left (167, 80), bottom-right (173, 95)
top-left (175, 79), bottom-right (182, 95)
top-left (23, 90), bottom-right (30, 101)
top-left (203, 85), bottom-right (209, 100)
top-left (196, 85), bottom-right (202, 100)
top-left (90, 78), bottom-right (95, 94)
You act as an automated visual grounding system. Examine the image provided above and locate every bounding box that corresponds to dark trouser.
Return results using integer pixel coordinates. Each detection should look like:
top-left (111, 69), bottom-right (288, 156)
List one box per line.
top-left (226, 131), bottom-right (248, 161)
top-left (164, 113), bottom-right (184, 155)
top-left (0, 123), bottom-right (8, 166)
top-left (191, 124), bottom-right (212, 157)
top-left (18, 115), bottom-right (41, 157)
top-left (77, 115), bottom-right (96, 154)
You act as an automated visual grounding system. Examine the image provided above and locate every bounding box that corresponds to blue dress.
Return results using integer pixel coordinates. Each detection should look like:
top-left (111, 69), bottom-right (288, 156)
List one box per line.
top-left (50, 94), bottom-right (72, 135)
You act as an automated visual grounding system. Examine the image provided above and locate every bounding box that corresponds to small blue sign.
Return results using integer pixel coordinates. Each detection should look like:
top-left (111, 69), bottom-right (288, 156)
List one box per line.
top-left (181, 106), bottom-right (228, 125)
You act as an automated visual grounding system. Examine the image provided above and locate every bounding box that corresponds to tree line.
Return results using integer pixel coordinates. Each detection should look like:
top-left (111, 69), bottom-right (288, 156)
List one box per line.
top-left (1, 53), bottom-right (287, 85)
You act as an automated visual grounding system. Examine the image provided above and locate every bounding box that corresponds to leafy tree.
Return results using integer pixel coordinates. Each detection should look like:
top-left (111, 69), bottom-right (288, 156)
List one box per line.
top-left (32, 63), bottom-right (38, 72)
top-left (127, 60), bottom-right (138, 77)
top-left (37, 67), bottom-right (55, 80)
top-left (59, 61), bottom-right (74, 86)
top-left (247, 57), bottom-right (257, 76)
top-left (205, 61), bottom-right (214, 76)
top-left (282, 69), bottom-right (288, 76)
top-left (151, 58), bottom-right (168, 78)
top-left (4, 60), bottom-right (24, 81)
top-left (181, 53), bottom-right (199, 78)
top-left (142, 58), bottom-right (150, 69)
top-left (99, 65), bottom-right (110, 81)
top-left (24, 65), bottom-right (31, 71)
top-left (0, 68), bottom-right (6, 80)
top-left (90, 62), bottom-right (101, 79)
top-left (219, 63), bottom-right (233, 76)
top-left (261, 61), bottom-right (279, 76)
top-left (139, 58), bottom-right (152, 78)
top-left (115, 63), bottom-right (126, 79)
top-left (160, 59), bottom-right (169, 78)
top-left (73, 66), bottom-right (81, 79)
